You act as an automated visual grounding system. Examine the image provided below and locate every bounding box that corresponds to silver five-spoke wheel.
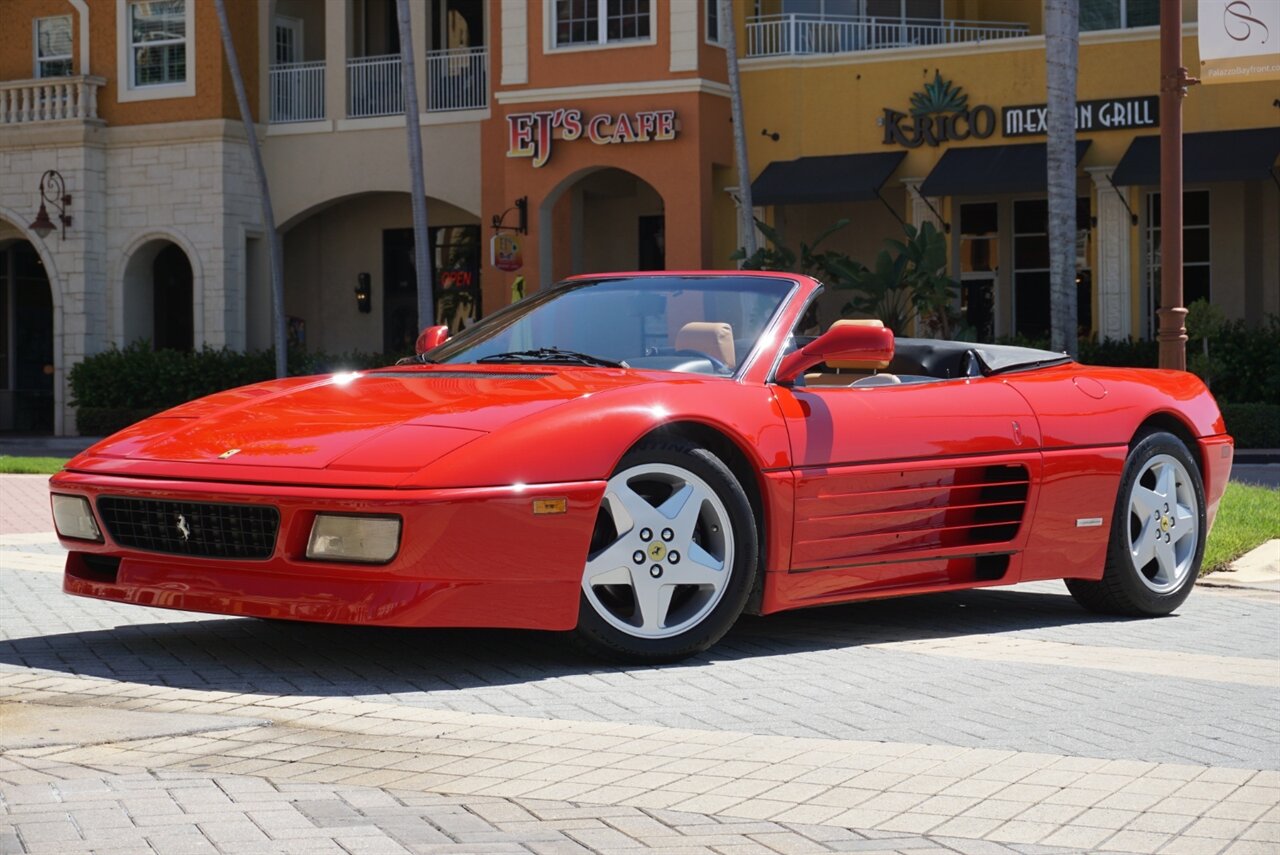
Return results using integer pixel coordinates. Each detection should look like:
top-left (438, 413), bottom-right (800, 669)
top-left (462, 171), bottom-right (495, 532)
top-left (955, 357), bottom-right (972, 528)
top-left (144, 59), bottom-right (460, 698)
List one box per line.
top-left (1127, 453), bottom-right (1199, 594)
top-left (582, 462), bottom-right (735, 639)
top-left (1066, 430), bottom-right (1205, 617)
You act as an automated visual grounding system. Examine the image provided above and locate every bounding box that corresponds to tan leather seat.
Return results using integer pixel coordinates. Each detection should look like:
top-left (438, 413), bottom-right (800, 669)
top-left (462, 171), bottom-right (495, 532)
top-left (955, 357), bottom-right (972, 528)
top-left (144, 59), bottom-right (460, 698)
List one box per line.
top-left (675, 322), bottom-right (735, 368)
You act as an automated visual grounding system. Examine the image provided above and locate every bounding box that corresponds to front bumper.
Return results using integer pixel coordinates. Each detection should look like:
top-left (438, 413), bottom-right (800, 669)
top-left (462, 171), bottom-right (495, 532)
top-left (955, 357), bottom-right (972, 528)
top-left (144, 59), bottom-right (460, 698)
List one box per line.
top-left (50, 470), bottom-right (605, 631)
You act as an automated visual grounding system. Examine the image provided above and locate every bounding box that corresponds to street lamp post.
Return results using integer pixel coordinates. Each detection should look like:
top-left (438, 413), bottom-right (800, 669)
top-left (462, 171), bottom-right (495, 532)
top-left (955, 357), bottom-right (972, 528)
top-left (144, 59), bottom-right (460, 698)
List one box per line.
top-left (1157, 0), bottom-right (1196, 370)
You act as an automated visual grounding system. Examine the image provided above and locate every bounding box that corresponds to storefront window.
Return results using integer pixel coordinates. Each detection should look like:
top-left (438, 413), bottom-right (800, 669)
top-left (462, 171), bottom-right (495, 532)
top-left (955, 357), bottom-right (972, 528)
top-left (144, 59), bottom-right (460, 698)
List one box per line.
top-left (1145, 191), bottom-right (1210, 338)
top-left (35, 16), bottom-right (73, 78)
top-left (1081, 0), bottom-right (1159, 31)
top-left (554, 0), bottom-right (651, 47)
top-left (959, 203), bottom-right (998, 342)
top-left (1012, 197), bottom-right (1091, 341)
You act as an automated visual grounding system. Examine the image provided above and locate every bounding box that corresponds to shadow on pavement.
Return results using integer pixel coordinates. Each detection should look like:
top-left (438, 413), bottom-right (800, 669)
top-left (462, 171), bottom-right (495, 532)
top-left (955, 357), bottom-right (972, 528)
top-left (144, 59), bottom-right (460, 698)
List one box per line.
top-left (0, 585), bottom-right (1145, 698)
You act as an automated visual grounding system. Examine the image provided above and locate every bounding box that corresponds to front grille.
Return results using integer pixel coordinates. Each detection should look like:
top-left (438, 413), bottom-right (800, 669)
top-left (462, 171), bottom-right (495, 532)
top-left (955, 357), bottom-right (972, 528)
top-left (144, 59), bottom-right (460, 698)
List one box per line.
top-left (97, 497), bottom-right (279, 560)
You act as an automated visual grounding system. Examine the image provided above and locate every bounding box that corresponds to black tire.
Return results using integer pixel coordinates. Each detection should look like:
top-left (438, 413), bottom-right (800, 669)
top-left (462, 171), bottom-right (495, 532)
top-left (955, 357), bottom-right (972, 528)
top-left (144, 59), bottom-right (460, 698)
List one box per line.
top-left (1066, 430), bottom-right (1206, 616)
top-left (573, 437), bottom-right (758, 663)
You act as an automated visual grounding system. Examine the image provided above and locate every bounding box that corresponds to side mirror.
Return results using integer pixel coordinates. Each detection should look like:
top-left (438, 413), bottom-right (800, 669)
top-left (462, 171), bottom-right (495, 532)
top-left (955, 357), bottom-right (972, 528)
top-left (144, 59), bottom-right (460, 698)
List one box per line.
top-left (775, 321), bottom-right (895, 385)
top-left (415, 325), bottom-right (450, 355)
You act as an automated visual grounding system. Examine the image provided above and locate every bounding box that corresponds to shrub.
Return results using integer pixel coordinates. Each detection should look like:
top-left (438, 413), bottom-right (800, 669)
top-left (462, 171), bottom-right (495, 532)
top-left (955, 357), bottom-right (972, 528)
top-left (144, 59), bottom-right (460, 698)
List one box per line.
top-left (69, 341), bottom-right (397, 435)
top-left (1221, 403), bottom-right (1280, 449)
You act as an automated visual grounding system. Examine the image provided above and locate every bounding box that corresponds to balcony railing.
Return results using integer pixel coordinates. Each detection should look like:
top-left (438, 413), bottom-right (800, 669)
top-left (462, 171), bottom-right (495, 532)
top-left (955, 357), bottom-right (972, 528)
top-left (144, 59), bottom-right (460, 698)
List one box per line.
top-left (347, 54), bottom-right (403, 118)
top-left (0, 76), bottom-right (105, 125)
top-left (425, 46), bottom-right (487, 112)
top-left (270, 60), bottom-right (325, 123)
top-left (745, 14), bottom-right (1029, 57)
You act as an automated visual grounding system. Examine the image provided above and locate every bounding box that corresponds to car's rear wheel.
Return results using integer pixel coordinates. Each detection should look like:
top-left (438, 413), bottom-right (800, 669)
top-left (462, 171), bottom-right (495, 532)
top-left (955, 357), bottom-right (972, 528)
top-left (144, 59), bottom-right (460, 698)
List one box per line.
top-left (574, 438), bottom-right (757, 663)
top-left (1066, 430), bottom-right (1205, 616)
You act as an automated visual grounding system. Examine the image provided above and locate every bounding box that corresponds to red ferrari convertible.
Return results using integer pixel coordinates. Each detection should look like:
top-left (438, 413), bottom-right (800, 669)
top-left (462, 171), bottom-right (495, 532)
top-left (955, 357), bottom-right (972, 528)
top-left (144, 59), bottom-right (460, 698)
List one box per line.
top-left (51, 273), bottom-right (1232, 661)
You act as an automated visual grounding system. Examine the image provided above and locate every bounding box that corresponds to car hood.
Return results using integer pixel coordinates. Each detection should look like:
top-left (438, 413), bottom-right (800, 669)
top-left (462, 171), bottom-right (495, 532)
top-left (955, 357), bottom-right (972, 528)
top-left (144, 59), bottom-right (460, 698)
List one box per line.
top-left (77, 366), bottom-right (651, 478)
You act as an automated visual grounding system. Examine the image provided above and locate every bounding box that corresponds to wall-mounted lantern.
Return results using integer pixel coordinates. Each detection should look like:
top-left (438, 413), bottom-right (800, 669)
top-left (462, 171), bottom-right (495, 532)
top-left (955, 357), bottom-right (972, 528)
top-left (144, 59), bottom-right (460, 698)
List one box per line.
top-left (30, 170), bottom-right (72, 239)
top-left (355, 272), bottom-right (372, 313)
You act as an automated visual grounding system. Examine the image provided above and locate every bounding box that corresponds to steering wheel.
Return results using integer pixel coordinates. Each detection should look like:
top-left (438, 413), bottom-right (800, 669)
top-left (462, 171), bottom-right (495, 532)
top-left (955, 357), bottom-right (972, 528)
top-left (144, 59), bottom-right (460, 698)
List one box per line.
top-left (671, 349), bottom-right (731, 373)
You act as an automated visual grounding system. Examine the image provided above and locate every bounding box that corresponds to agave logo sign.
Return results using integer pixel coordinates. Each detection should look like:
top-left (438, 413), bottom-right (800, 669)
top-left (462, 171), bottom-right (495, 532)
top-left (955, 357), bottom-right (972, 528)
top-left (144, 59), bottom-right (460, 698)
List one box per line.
top-left (882, 73), bottom-right (996, 148)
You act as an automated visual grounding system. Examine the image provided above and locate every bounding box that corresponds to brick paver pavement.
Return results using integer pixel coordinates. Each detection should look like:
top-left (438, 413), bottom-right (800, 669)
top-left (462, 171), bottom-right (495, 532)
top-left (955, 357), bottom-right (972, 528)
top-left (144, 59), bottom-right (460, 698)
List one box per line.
top-left (0, 477), bottom-right (52, 536)
top-left (2, 473), bottom-right (1278, 854)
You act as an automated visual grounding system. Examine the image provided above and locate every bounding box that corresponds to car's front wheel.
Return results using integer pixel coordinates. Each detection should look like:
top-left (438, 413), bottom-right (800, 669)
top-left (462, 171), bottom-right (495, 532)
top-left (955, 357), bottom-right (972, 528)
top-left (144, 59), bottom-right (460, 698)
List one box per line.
top-left (574, 437), bottom-right (757, 662)
top-left (1066, 430), bottom-right (1205, 616)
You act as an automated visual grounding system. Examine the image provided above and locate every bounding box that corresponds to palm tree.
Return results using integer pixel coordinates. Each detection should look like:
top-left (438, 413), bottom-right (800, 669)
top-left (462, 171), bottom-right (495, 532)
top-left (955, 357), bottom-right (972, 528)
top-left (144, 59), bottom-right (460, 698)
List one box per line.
top-left (720, 0), bottom-right (757, 260)
top-left (396, 0), bottom-right (433, 331)
top-left (214, 0), bottom-right (286, 377)
top-left (1044, 0), bottom-right (1079, 357)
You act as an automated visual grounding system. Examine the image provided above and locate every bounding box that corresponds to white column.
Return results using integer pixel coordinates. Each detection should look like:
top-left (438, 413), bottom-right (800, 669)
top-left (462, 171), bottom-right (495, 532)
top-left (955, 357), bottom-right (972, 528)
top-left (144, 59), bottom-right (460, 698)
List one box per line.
top-left (325, 0), bottom-right (348, 120)
top-left (500, 0), bottom-right (528, 85)
top-left (670, 0), bottom-right (699, 72)
top-left (901, 178), bottom-right (941, 231)
top-left (1088, 166), bottom-right (1132, 342)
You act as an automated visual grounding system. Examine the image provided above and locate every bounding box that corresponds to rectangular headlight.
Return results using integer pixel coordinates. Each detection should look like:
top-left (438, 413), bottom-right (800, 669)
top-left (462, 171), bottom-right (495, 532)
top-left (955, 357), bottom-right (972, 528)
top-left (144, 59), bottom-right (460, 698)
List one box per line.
top-left (51, 494), bottom-right (102, 542)
top-left (306, 514), bottom-right (401, 564)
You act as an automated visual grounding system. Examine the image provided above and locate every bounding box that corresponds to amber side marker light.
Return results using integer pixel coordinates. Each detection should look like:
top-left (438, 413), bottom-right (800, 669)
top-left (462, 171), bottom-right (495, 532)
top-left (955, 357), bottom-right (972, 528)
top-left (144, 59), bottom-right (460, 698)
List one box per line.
top-left (533, 498), bottom-right (568, 515)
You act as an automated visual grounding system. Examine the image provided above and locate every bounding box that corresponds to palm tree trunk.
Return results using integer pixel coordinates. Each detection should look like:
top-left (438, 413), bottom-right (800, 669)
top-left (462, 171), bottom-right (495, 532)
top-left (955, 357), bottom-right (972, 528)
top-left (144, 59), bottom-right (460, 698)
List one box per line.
top-left (1045, 0), bottom-right (1079, 357)
top-left (214, 0), bottom-right (287, 378)
top-left (721, 0), bottom-right (757, 260)
top-left (396, 0), bottom-right (433, 333)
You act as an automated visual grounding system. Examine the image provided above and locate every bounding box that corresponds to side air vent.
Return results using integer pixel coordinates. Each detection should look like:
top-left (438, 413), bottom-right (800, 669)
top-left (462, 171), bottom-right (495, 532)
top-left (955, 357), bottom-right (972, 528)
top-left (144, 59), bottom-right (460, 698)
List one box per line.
top-left (370, 371), bottom-right (552, 380)
top-left (793, 463), bottom-right (1031, 569)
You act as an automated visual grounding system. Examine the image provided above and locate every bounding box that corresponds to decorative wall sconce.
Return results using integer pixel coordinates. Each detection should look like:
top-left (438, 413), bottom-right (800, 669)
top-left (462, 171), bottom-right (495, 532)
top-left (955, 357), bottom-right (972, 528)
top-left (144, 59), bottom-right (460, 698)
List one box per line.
top-left (355, 272), bottom-right (372, 313)
top-left (30, 170), bottom-right (72, 239)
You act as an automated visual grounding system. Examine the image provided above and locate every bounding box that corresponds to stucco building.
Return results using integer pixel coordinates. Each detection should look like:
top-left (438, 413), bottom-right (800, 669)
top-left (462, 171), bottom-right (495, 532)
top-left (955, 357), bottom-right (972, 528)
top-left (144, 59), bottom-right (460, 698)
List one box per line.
top-left (2, 0), bottom-right (1277, 436)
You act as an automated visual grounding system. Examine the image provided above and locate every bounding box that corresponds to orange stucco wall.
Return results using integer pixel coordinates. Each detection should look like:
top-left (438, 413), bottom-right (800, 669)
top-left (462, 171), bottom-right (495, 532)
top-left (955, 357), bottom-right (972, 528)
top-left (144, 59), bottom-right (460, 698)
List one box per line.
top-left (1, 0), bottom-right (259, 126)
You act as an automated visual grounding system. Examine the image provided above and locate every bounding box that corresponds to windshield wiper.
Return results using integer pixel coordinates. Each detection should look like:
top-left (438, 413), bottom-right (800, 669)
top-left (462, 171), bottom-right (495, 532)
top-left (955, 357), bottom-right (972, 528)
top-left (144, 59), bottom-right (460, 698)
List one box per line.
top-left (477, 348), bottom-right (626, 368)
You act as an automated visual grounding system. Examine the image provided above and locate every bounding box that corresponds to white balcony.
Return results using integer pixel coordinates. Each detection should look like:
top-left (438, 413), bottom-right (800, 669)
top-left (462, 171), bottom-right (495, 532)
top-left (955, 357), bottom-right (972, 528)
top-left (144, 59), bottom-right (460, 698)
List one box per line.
top-left (347, 54), bottom-right (404, 119)
top-left (0, 76), bottom-right (105, 125)
top-left (745, 13), bottom-right (1029, 57)
top-left (270, 61), bottom-right (325, 123)
top-left (425, 47), bottom-right (487, 113)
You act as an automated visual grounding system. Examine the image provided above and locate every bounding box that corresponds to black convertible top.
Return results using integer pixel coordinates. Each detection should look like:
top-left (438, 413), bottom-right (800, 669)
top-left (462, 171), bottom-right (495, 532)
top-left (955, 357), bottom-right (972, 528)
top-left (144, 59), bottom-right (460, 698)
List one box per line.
top-left (890, 338), bottom-right (1073, 379)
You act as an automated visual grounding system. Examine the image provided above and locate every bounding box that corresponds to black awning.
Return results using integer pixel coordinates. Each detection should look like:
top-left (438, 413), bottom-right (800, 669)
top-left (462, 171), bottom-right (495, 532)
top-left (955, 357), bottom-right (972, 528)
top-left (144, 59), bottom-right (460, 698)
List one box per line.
top-left (920, 140), bottom-right (1092, 197)
top-left (1111, 127), bottom-right (1280, 186)
top-left (751, 152), bottom-right (907, 206)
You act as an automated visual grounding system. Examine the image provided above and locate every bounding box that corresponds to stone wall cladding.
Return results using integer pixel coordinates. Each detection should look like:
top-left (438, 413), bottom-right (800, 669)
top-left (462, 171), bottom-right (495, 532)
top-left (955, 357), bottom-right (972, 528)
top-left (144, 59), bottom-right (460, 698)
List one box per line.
top-left (2, 120), bottom-right (262, 434)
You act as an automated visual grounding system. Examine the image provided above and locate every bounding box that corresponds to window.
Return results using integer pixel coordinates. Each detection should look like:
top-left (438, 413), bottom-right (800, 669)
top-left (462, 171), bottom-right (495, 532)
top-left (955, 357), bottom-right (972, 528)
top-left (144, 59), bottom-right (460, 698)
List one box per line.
top-left (130, 0), bottom-right (187, 87)
top-left (35, 16), bottom-right (74, 78)
top-left (1012, 197), bottom-right (1091, 341)
top-left (1080, 0), bottom-right (1160, 31)
top-left (706, 0), bottom-right (723, 45)
top-left (553, 0), bottom-right (651, 48)
top-left (1145, 191), bottom-right (1210, 338)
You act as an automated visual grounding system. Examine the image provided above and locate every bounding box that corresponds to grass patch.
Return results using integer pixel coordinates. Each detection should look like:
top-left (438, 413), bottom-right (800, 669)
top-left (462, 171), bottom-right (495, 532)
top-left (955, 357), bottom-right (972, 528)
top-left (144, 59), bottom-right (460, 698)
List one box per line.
top-left (0, 456), bottom-right (68, 475)
top-left (1204, 481), bottom-right (1280, 573)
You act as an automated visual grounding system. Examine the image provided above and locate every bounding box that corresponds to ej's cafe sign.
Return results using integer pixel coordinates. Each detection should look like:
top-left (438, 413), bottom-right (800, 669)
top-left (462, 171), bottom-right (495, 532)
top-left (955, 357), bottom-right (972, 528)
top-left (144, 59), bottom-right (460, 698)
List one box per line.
top-left (507, 108), bottom-right (678, 168)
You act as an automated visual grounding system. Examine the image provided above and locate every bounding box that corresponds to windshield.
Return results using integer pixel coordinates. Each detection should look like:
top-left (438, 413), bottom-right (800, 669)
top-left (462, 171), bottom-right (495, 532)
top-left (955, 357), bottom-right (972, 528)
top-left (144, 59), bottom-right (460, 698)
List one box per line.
top-left (429, 275), bottom-right (795, 376)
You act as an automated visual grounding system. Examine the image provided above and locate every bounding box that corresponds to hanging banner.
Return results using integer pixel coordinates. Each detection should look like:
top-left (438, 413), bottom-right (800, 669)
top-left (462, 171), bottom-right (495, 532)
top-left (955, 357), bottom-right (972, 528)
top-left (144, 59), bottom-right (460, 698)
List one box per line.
top-left (1198, 0), bottom-right (1280, 83)
top-left (490, 233), bottom-right (523, 272)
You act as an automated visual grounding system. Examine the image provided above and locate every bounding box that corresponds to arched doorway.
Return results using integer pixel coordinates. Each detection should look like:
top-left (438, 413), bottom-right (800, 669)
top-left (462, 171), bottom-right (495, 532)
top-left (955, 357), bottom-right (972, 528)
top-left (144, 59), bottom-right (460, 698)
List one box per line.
top-left (0, 237), bottom-right (54, 433)
top-left (122, 238), bottom-right (195, 351)
top-left (538, 167), bottom-right (665, 289)
top-left (281, 191), bottom-right (480, 355)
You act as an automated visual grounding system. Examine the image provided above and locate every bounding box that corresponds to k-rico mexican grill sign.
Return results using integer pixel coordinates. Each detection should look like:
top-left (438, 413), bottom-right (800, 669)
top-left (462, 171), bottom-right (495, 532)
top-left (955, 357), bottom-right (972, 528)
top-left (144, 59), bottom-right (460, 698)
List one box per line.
top-left (883, 73), bottom-right (1159, 147)
top-left (507, 108), bottom-right (678, 168)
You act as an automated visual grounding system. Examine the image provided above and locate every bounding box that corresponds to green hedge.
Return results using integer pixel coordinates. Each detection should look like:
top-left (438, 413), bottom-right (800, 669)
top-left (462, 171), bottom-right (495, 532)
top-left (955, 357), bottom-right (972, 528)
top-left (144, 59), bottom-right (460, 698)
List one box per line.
top-left (70, 341), bottom-right (396, 435)
top-left (1221, 403), bottom-right (1280, 450)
